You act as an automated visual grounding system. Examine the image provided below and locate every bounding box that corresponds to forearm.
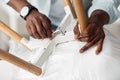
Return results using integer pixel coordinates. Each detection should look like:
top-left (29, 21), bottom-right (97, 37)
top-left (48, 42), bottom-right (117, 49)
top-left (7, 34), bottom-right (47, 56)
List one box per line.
top-left (8, 0), bottom-right (30, 12)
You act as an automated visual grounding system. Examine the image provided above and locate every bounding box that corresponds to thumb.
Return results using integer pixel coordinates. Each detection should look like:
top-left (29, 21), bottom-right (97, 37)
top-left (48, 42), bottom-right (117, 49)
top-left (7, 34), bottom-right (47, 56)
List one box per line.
top-left (74, 22), bottom-right (80, 39)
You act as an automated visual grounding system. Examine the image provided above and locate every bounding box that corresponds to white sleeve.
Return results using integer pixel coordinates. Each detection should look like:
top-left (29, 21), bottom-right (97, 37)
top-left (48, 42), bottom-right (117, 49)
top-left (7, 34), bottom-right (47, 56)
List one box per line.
top-left (0, 0), bottom-right (9, 4)
top-left (88, 0), bottom-right (120, 23)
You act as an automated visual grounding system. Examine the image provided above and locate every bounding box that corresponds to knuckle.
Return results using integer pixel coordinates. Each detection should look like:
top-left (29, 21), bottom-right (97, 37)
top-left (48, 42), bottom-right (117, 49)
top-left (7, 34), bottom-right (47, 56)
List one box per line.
top-left (45, 27), bottom-right (50, 30)
top-left (33, 18), bottom-right (40, 24)
top-left (40, 14), bottom-right (47, 20)
top-left (42, 15), bottom-right (51, 22)
top-left (29, 33), bottom-right (33, 36)
top-left (37, 29), bottom-right (42, 33)
top-left (33, 30), bottom-right (38, 35)
top-left (29, 33), bottom-right (34, 38)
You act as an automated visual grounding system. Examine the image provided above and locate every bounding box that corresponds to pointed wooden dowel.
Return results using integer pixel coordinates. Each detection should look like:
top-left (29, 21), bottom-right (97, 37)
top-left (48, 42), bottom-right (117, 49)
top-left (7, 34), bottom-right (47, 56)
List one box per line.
top-left (64, 0), bottom-right (77, 19)
top-left (0, 49), bottom-right (42, 76)
top-left (73, 0), bottom-right (87, 33)
top-left (0, 20), bottom-right (32, 51)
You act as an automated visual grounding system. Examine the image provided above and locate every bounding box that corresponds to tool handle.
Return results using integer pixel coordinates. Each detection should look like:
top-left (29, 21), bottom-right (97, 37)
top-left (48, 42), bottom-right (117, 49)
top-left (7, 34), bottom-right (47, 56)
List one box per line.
top-left (0, 49), bottom-right (42, 76)
top-left (73, 0), bottom-right (87, 33)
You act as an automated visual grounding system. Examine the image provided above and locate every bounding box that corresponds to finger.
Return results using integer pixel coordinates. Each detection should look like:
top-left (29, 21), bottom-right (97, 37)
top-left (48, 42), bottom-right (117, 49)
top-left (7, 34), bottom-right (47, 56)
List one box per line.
top-left (39, 14), bottom-right (52, 38)
top-left (87, 33), bottom-right (97, 42)
top-left (77, 33), bottom-right (89, 42)
top-left (30, 21), bottom-right (41, 39)
top-left (74, 22), bottom-right (80, 39)
top-left (95, 38), bottom-right (104, 55)
top-left (46, 29), bottom-right (52, 39)
top-left (80, 36), bottom-right (100, 53)
top-left (35, 19), bottom-right (47, 39)
top-left (74, 22), bottom-right (79, 34)
top-left (86, 27), bottom-right (101, 42)
top-left (42, 19), bottom-right (52, 38)
top-left (26, 24), bottom-right (35, 38)
top-left (78, 37), bottom-right (89, 42)
top-left (86, 22), bottom-right (98, 38)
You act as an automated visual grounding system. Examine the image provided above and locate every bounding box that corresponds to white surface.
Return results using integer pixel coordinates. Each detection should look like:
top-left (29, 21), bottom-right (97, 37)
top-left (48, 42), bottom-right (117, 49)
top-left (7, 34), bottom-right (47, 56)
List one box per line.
top-left (0, 61), bottom-right (18, 80)
top-left (0, 20), bottom-right (120, 80)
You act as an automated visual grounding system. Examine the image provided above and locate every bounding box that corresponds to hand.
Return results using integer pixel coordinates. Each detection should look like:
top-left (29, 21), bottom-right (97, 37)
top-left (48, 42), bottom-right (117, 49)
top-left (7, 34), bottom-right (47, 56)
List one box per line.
top-left (74, 10), bottom-right (109, 55)
top-left (26, 9), bottom-right (53, 39)
top-left (74, 21), bottom-right (105, 55)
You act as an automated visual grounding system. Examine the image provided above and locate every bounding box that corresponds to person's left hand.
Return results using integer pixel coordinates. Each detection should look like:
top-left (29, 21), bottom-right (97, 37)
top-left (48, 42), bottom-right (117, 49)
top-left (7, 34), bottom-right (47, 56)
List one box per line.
top-left (74, 21), bottom-right (105, 55)
top-left (74, 10), bottom-right (109, 55)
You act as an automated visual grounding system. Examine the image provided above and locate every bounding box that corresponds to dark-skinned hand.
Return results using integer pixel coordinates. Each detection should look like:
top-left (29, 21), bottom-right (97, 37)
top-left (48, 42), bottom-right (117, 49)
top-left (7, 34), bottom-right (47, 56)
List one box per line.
top-left (74, 10), bottom-right (109, 55)
top-left (26, 9), bottom-right (53, 39)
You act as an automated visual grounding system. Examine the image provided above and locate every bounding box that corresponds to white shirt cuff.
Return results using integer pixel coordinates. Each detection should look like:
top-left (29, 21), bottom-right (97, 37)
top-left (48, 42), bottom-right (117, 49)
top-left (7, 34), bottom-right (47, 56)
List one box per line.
top-left (88, 0), bottom-right (120, 23)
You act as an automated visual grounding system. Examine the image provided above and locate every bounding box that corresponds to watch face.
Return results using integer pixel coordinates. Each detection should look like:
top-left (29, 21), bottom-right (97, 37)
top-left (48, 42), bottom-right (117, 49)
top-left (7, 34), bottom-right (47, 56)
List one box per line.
top-left (20, 6), bottom-right (29, 17)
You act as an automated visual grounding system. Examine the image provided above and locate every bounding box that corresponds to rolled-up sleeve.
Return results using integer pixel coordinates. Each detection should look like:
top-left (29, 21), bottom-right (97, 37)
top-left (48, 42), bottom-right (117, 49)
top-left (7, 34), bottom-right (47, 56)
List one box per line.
top-left (88, 0), bottom-right (120, 23)
top-left (0, 0), bottom-right (9, 4)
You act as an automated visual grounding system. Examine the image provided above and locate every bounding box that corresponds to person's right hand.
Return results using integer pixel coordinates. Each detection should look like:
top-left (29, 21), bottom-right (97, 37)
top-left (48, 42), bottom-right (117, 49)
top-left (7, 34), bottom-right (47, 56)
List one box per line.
top-left (26, 9), bottom-right (53, 39)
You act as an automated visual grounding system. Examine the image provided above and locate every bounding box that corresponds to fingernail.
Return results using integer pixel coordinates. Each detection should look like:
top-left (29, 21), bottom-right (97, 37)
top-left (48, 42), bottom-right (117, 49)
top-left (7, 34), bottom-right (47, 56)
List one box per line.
top-left (80, 49), bottom-right (84, 53)
top-left (49, 37), bottom-right (53, 40)
top-left (95, 51), bottom-right (99, 55)
top-left (74, 35), bottom-right (77, 39)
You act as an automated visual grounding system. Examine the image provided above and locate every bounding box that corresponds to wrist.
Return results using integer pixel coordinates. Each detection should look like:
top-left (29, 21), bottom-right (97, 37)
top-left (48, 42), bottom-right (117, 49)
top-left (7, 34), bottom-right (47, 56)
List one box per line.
top-left (25, 9), bottom-right (39, 20)
top-left (20, 5), bottom-right (38, 20)
top-left (89, 10), bottom-right (110, 26)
